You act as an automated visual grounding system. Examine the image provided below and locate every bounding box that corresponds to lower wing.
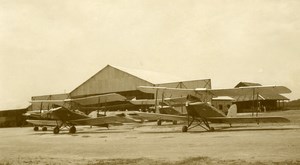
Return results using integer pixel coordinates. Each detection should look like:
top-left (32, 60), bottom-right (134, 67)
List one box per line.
top-left (26, 119), bottom-right (62, 126)
top-left (129, 112), bottom-right (189, 121)
top-left (70, 115), bottom-right (136, 126)
top-left (207, 116), bottom-right (290, 124)
top-left (128, 113), bottom-right (290, 124)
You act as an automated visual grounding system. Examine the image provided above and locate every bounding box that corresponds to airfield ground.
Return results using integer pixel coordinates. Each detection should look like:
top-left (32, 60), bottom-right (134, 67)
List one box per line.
top-left (0, 110), bottom-right (300, 165)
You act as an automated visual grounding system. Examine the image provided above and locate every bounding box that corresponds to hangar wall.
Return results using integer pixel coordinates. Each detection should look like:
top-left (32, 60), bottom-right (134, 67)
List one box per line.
top-left (0, 108), bottom-right (28, 127)
top-left (70, 65), bottom-right (153, 98)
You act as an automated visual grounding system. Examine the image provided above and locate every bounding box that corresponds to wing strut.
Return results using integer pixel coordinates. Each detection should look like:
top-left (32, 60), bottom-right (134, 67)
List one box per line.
top-left (251, 89), bottom-right (260, 117)
top-left (155, 88), bottom-right (159, 113)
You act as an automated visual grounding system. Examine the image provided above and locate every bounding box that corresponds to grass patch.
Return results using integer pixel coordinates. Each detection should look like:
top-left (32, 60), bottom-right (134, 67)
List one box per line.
top-left (90, 157), bottom-right (300, 165)
top-left (1, 157), bottom-right (300, 165)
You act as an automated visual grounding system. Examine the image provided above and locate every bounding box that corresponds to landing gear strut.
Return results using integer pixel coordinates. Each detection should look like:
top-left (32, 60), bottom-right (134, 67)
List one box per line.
top-left (182, 117), bottom-right (215, 133)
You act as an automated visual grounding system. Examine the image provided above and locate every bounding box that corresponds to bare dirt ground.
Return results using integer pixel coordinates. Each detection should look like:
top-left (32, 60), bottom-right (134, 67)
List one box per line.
top-left (0, 110), bottom-right (300, 165)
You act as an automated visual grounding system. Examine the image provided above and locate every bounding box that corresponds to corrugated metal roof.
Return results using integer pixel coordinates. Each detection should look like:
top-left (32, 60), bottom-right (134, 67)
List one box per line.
top-left (110, 65), bottom-right (186, 84)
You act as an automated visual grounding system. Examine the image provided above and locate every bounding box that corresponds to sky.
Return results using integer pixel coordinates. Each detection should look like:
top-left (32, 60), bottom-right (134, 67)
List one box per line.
top-left (0, 0), bottom-right (299, 109)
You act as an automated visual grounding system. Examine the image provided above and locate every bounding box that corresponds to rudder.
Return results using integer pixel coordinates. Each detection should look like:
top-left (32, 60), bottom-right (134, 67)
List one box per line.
top-left (227, 104), bottom-right (237, 117)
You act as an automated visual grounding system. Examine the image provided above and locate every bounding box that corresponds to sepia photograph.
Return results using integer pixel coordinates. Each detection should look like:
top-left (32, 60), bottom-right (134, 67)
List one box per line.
top-left (0, 0), bottom-right (299, 164)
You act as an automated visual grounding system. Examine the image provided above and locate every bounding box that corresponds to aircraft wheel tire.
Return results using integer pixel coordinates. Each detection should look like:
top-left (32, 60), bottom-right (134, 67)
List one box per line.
top-left (53, 126), bottom-right (60, 134)
top-left (33, 126), bottom-right (39, 131)
top-left (209, 127), bottom-right (215, 132)
top-left (69, 126), bottom-right (76, 134)
top-left (182, 126), bottom-right (188, 132)
top-left (172, 121), bottom-right (177, 125)
top-left (42, 127), bottom-right (47, 131)
top-left (157, 120), bottom-right (162, 126)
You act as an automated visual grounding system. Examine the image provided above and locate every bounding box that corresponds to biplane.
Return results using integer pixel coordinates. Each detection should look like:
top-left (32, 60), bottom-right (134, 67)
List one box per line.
top-left (131, 85), bottom-right (291, 132)
top-left (26, 93), bottom-right (139, 134)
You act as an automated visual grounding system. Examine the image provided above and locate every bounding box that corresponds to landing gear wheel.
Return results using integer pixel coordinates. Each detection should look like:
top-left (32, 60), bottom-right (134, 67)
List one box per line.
top-left (182, 126), bottom-right (188, 132)
top-left (33, 126), bottom-right (39, 131)
top-left (53, 126), bottom-right (60, 134)
top-left (209, 127), bottom-right (215, 132)
top-left (157, 120), bottom-right (162, 126)
top-left (42, 127), bottom-right (47, 131)
top-left (69, 126), bottom-right (76, 134)
top-left (172, 121), bottom-right (177, 125)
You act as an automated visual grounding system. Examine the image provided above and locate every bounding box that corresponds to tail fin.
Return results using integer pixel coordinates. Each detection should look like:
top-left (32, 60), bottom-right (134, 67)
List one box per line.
top-left (227, 104), bottom-right (237, 117)
top-left (88, 111), bottom-right (99, 118)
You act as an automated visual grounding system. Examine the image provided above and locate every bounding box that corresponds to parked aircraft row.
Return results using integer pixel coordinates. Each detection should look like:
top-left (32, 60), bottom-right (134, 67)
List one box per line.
top-left (25, 85), bottom-right (291, 134)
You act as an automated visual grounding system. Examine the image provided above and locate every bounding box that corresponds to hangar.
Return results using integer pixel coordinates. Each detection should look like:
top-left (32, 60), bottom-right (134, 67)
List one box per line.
top-left (31, 65), bottom-right (211, 114)
top-left (210, 82), bottom-right (290, 113)
top-left (0, 107), bottom-right (28, 127)
top-left (232, 82), bottom-right (289, 112)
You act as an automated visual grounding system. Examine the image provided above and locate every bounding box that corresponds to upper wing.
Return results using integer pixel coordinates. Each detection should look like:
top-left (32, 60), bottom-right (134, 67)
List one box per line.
top-left (69, 115), bottom-right (136, 126)
top-left (138, 86), bottom-right (195, 96)
top-left (30, 93), bottom-right (127, 105)
top-left (30, 100), bottom-right (64, 103)
top-left (205, 86), bottom-right (291, 97)
top-left (207, 116), bottom-right (290, 124)
top-left (129, 96), bottom-right (187, 105)
top-left (69, 93), bottom-right (127, 105)
top-left (26, 119), bottom-right (62, 126)
top-left (138, 85), bottom-right (291, 97)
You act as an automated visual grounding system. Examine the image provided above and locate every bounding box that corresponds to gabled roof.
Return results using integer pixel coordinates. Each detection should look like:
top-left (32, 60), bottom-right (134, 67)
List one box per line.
top-left (110, 65), bottom-right (186, 84)
top-left (70, 64), bottom-right (206, 97)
